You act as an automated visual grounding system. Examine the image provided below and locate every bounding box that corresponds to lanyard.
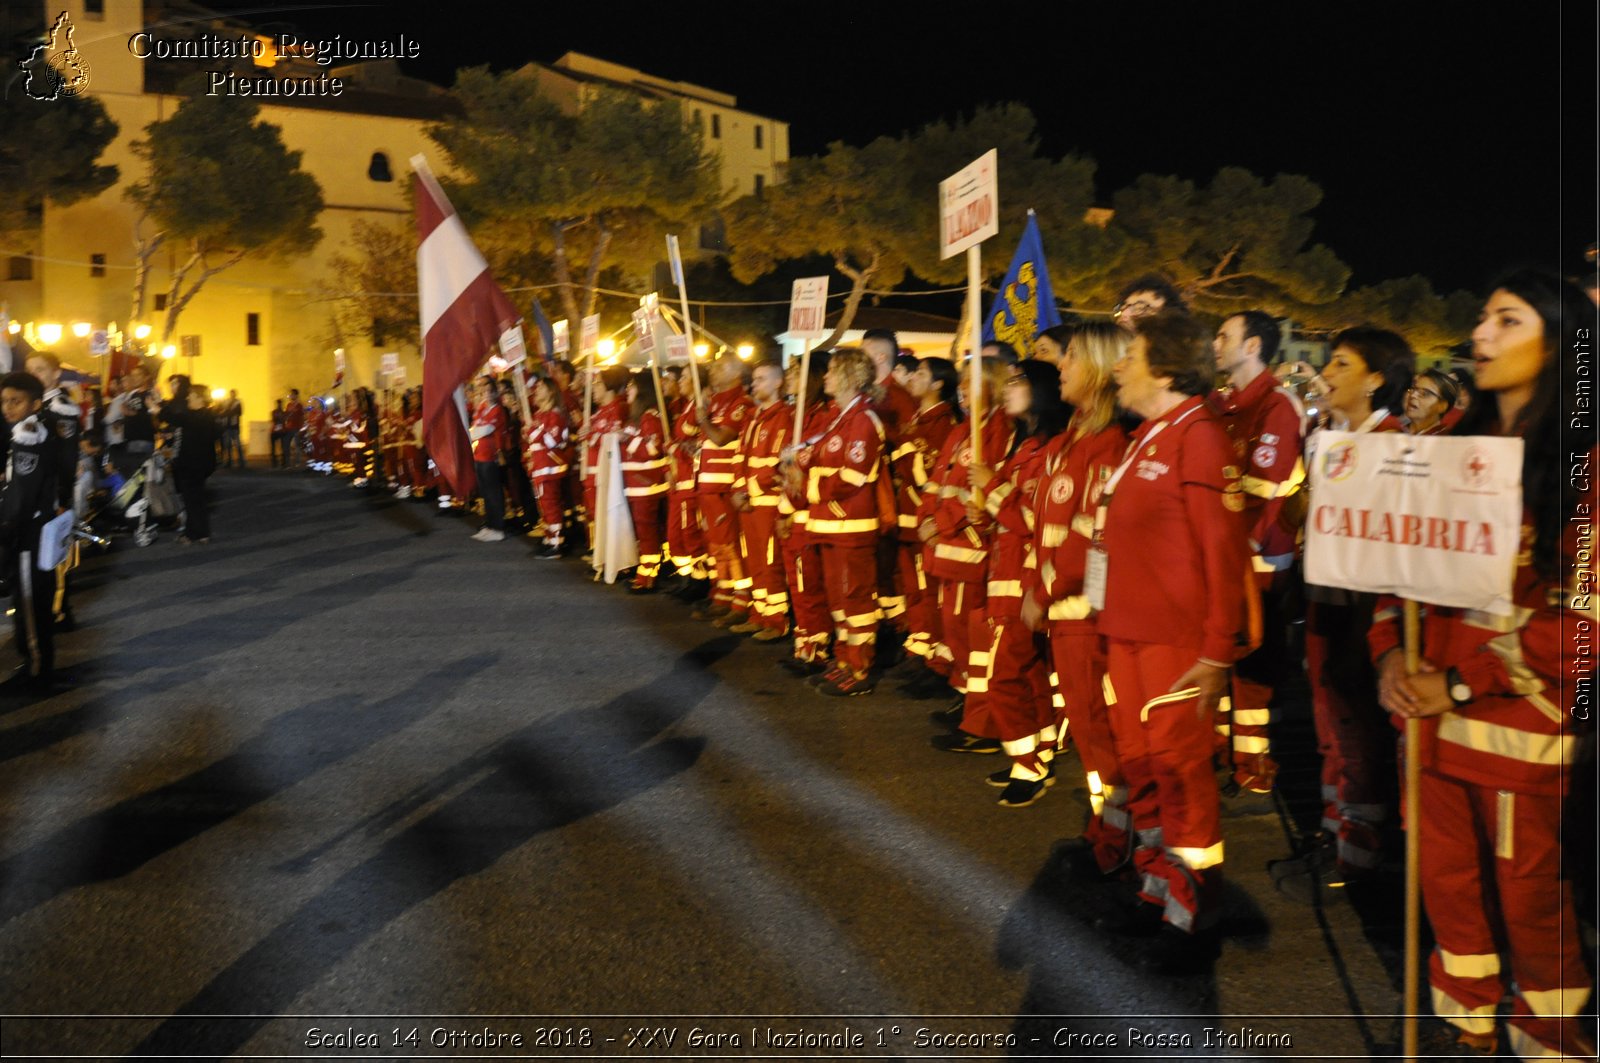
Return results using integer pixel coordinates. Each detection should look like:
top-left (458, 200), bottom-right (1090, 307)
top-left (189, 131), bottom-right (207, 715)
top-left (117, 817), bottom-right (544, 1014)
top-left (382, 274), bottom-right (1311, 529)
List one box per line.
top-left (800, 394), bottom-right (865, 449)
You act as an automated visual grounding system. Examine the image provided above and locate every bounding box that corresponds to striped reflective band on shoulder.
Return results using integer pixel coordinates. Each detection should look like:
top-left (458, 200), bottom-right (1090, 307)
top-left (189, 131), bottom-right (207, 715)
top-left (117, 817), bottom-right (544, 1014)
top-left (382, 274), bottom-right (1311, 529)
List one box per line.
top-left (1140, 687), bottom-right (1200, 723)
top-left (808, 517), bottom-right (879, 535)
top-left (1167, 841), bottom-right (1223, 871)
top-left (1437, 713), bottom-right (1575, 765)
top-left (1047, 595), bottom-right (1091, 620)
top-left (620, 459), bottom-right (669, 471)
top-left (934, 542), bottom-right (986, 564)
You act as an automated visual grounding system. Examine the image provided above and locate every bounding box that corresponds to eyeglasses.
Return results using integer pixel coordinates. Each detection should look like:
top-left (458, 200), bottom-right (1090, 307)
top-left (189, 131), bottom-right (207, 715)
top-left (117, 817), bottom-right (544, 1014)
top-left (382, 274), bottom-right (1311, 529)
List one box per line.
top-left (1406, 386), bottom-right (1443, 402)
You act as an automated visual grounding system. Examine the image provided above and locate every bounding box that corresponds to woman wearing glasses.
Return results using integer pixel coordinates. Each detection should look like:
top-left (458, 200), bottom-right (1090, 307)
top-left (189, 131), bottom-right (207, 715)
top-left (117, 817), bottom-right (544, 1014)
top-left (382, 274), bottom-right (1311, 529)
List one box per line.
top-left (1402, 367), bottom-right (1460, 436)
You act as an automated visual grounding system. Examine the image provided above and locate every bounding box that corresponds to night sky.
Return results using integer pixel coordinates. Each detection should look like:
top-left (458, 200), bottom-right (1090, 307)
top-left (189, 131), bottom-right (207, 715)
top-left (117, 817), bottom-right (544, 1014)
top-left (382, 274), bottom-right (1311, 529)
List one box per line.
top-left (194, 0), bottom-right (1595, 295)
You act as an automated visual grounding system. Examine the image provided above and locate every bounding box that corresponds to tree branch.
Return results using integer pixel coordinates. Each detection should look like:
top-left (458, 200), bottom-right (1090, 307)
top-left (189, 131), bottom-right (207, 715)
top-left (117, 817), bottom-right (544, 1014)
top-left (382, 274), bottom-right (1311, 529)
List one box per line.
top-left (818, 250), bottom-right (879, 349)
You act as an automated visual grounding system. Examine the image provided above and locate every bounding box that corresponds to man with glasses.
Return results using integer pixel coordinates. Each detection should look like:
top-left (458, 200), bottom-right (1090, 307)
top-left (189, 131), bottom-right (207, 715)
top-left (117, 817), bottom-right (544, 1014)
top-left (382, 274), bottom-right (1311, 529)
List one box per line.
top-left (1113, 274), bottom-right (1186, 332)
top-left (1209, 310), bottom-right (1306, 812)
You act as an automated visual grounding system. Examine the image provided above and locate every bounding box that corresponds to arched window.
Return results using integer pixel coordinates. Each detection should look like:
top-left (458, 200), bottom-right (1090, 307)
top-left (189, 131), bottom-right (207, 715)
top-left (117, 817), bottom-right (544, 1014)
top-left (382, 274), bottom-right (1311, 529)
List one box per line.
top-left (368, 152), bottom-right (393, 182)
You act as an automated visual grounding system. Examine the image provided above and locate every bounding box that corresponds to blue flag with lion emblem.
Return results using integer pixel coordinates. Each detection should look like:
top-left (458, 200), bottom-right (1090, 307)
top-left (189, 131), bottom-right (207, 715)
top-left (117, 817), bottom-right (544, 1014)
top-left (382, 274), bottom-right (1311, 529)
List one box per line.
top-left (982, 211), bottom-right (1060, 352)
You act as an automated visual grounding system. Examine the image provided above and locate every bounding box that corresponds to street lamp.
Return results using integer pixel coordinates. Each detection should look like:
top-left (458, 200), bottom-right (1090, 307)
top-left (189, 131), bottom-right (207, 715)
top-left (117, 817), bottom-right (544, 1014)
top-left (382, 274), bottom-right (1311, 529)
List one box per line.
top-left (161, 345), bottom-right (176, 360)
top-left (210, 387), bottom-right (227, 401)
top-left (596, 339), bottom-right (616, 365)
top-left (71, 322), bottom-right (91, 338)
top-left (5, 320), bottom-right (18, 335)
top-left (736, 344), bottom-right (754, 361)
top-left (693, 343), bottom-right (709, 360)
top-left (133, 324), bottom-right (152, 340)
top-left (37, 323), bottom-right (62, 346)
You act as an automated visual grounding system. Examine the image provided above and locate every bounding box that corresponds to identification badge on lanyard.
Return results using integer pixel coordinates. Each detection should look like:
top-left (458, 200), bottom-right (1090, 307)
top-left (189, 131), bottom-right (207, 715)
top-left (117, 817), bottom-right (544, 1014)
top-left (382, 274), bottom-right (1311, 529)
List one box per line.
top-left (1084, 544), bottom-right (1108, 612)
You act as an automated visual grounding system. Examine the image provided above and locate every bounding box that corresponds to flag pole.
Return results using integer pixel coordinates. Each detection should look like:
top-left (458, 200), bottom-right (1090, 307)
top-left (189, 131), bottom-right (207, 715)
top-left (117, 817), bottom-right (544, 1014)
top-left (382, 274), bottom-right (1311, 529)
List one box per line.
top-left (966, 244), bottom-right (984, 467)
top-left (792, 345), bottom-right (811, 446)
top-left (1402, 598), bottom-right (1422, 1060)
top-left (666, 237), bottom-right (704, 410)
top-left (647, 320), bottom-right (670, 446)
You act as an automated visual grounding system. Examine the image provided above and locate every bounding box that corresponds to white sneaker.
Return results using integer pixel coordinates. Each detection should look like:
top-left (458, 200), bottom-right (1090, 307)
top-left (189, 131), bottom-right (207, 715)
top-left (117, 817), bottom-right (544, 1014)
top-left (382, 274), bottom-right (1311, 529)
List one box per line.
top-left (395, 486), bottom-right (412, 499)
top-left (477, 529), bottom-right (505, 542)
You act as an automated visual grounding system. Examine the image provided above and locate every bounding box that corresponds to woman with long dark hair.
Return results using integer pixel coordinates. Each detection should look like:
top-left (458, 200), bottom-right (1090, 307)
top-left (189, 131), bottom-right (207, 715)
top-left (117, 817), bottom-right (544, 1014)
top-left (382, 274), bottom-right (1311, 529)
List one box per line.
top-left (1375, 271), bottom-right (1596, 1060)
top-left (944, 359), bottom-right (1070, 804)
top-left (619, 371), bottom-right (670, 591)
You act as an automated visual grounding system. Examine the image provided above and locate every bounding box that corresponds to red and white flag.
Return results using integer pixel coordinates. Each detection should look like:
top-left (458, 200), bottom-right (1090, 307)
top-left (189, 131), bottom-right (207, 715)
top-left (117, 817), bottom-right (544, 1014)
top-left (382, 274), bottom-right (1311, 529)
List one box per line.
top-left (412, 154), bottom-right (521, 498)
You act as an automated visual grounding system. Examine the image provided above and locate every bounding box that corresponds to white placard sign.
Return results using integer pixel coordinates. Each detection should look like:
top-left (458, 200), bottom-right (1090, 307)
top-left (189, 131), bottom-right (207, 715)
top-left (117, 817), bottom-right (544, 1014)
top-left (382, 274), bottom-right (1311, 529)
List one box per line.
top-left (666, 234), bottom-right (685, 288)
top-left (939, 148), bottom-right (999, 260)
top-left (90, 329), bottom-right (109, 355)
top-left (663, 334), bottom-right (688, 362)
top-left (391, 365), bottom-right (407, 387)
top-left (553, 319), bottom-right (570, 354)
top-left (788, 276), bottom-right (829, 335)
top-left (1303, 431), bottom-right (1524, 615)
top-left (580, 314), bottom-right (600, 356)
top-left (632, 309), bottom-right (656, 355)
top-left (499, 324), bottom-right (528, 367)
top-left (380, 352), bottom-right (400, 375)
top-left (333, 349), bottom-right (345, 372)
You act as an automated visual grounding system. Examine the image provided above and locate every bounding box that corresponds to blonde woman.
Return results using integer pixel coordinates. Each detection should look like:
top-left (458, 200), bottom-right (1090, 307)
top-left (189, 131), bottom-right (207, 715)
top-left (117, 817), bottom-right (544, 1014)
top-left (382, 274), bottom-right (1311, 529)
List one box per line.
top-left (1025, 323), bottom-right (1132, 853)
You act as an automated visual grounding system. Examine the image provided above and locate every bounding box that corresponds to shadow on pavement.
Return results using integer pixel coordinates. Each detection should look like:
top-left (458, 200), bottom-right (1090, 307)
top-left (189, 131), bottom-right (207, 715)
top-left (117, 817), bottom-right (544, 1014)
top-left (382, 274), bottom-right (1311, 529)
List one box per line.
top-left (124, 641), bottom-right (729, 1060)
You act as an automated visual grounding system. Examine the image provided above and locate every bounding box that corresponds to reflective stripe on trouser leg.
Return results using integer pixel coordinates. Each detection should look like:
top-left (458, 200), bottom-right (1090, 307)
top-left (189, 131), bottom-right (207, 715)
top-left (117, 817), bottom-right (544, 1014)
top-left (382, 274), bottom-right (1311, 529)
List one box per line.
top-left (821, 541), bottom-right (878, 678)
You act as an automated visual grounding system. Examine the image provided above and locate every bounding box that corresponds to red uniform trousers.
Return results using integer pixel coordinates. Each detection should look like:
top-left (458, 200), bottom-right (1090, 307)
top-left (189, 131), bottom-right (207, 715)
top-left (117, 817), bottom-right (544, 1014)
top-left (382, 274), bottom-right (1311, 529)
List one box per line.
top-left (700, 493), bottom-right (750, 615)
top-left (1050, 627), bottom-right (1129, 872)
top-left (897, 542), bottom-right (939, 661)
top-left (1214, 568), bottom-right (1291, 792)
top-left (876, 536), bottom-right (905, 628)
top-left (627, 494), bottom-right (666, 585)
top-left (1418, 770), bottom-right (1591, 1059)
top-left (1306, 598), bottom-right (1393, 874)
top-left (780, 525), bottom-right (831, 662)
top-left (533, 478), bottom-right (566, 544)
top-left (667, 487), bottom-right (708, 579)
top-left (981, 618), bottom-right (1057, 782)
top-left (820, 541), bottom-right (878, 678)
top-left (740, 506), bottom-right (788, 634)
top-left (1105, 638), bottom-right (1225, 933)
top-left (936, 580), bottom-right (982, 692)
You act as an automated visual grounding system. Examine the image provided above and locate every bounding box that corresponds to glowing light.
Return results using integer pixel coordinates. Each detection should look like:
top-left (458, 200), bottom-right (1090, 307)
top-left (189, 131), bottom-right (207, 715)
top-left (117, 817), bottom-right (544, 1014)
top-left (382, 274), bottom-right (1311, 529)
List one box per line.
top-left (736, 344), bottom-right (754, 361)
top-left (596, 339), bottom-right (616, 360)
top-left (210, 388), bottom-right (226, 401)
top-left (71, 322), bottom-right (91, 338)
top-left (37, 323), bottom-right (62, 346)
top-left (133, 324), bottom-right (151, 340)
top-left (6, 321), bottom-right (18, 335)
top-left (161, 345), bottom-right (177, 359)
top-left (693, 343), bottom-right (709, 360)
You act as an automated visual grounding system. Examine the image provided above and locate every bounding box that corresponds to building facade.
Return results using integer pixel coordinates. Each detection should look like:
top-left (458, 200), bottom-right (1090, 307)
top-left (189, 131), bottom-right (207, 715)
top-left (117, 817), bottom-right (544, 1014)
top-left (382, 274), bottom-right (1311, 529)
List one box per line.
top-left (1, 1), bottom-right (785, 453)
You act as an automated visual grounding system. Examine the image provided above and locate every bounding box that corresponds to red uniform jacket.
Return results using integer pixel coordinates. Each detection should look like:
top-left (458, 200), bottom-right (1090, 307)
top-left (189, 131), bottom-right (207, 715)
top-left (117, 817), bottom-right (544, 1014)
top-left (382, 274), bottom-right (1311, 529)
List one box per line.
top-left (779, 400), bottom-right (836, 542)
top-left (697, 385), bottom-right (755, 496)
top-left (525, 408), bottom-right (572, 480)
top-left (1030, 420), bottom-right (1129, 631)
top-left (584, 397), bottom-right (625, 483)
top-left (972, 434), bottom-right (1050, 624)
top-left (919, 412), bottom-right (1016, 584)
top-left (620, 410), bottom-right (669, 497)
top-left (1368, 444), bottom-right (1597, 797)
top-left (799, 395), bottom-right (885, 547)
top-left (737, 400), bottom-right (790, 510)
top-left (1211, 371), bottom-right (1305, 562)
top-left (874, 376), bottom-right (918, 447)
top-left (668, 397), bottom-right (700, 494)
top-left (890, 401), bottom-right (957, 543)
top-left (469, 401), bottom-right (508, 463)
top-left (284, 402), bottom-right (305, 432)
top-left (1097, 395), bottom-right (1251, 664)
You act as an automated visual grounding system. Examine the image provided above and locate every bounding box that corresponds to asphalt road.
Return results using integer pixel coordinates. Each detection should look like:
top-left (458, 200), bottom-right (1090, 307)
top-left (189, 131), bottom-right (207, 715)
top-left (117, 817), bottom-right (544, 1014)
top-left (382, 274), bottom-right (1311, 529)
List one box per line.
top-left (0, 468), bottom-right (1414, 1061)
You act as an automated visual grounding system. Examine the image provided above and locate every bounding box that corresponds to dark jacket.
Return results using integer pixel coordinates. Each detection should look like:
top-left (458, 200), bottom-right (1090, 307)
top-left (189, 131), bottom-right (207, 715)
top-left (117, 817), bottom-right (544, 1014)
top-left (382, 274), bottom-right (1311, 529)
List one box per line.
top-left (161, 404), bottom-right (219, 475)
top-left (0, 415), bottom-right (60, 553)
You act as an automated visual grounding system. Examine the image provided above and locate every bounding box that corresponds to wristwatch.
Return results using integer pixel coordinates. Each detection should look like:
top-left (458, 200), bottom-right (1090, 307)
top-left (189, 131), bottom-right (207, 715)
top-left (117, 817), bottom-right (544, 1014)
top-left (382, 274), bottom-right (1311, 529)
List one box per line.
top-left (1446, 666), bottom-right (1473, 706)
